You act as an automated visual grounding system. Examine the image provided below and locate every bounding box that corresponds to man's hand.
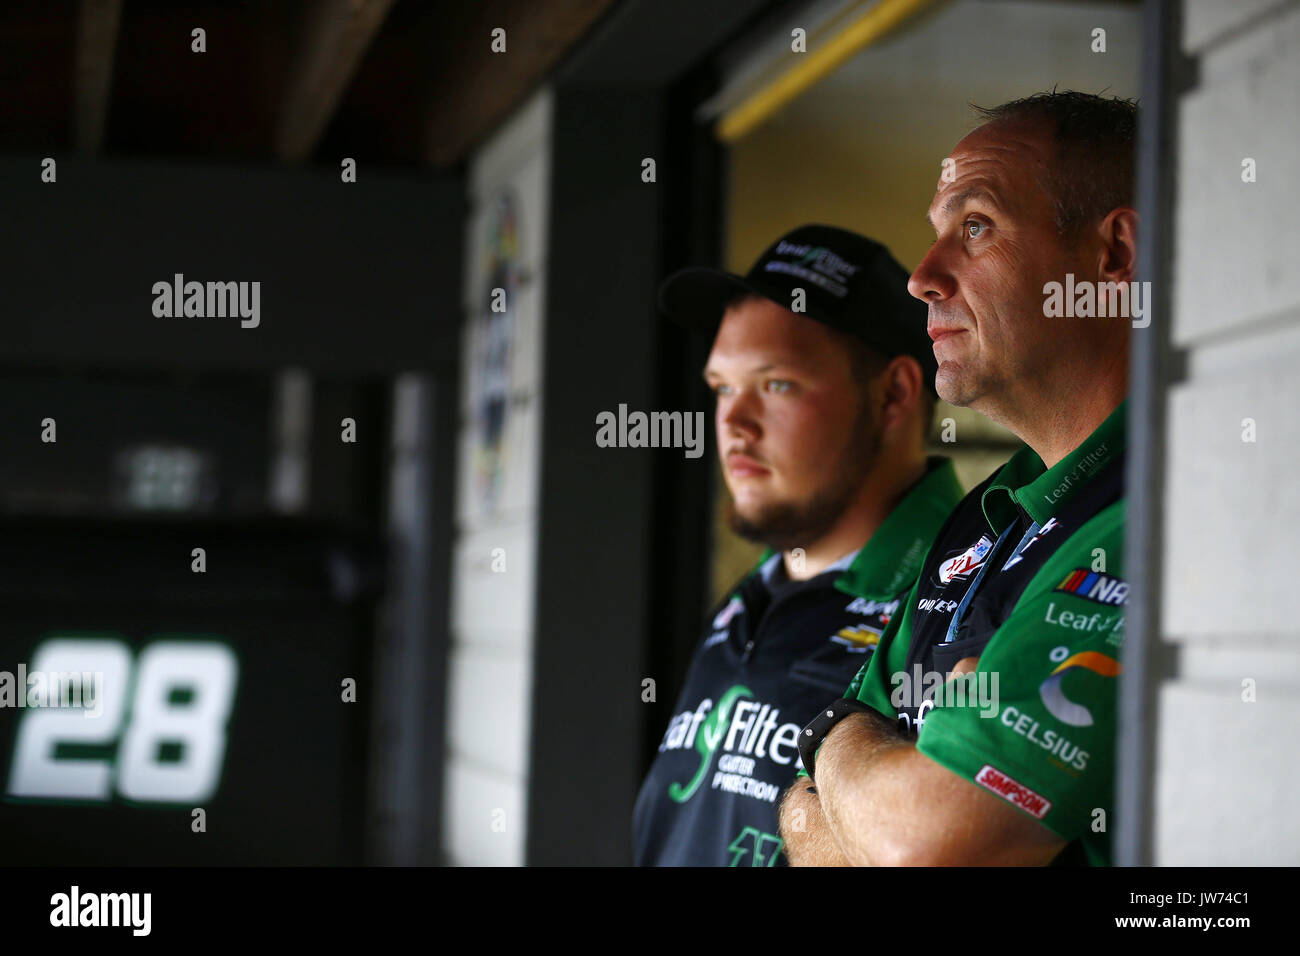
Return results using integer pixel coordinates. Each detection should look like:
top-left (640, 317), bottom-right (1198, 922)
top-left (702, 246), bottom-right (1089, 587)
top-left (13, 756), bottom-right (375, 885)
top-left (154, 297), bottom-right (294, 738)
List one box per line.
top-left (781, 667), bottom-right (975, 867)
top-left (779, 781), bottom-right (850, 866)
top-left (948, 656), bottom-right (979, 680)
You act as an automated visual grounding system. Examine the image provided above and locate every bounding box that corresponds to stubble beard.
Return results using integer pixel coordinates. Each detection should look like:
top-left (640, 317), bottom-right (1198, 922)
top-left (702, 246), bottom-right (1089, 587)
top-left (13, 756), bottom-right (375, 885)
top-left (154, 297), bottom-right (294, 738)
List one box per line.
top-left (930, 300), bottom-right (992, 409)
top-left (727, 403), bottom-right (882, 554)
top-left (935, 362), bottom-right (977, 408)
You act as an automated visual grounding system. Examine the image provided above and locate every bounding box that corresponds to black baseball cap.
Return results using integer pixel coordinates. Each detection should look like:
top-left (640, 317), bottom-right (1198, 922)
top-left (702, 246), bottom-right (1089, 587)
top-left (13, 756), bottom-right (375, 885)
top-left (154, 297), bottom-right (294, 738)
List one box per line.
top-left (657, 224), bottom-right (937, 394)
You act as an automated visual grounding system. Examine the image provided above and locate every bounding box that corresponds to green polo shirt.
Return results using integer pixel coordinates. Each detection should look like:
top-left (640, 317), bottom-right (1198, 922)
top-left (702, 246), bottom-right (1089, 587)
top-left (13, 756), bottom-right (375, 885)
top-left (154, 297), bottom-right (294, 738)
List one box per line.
top-left (846, 400), bottom-right (1128, 865)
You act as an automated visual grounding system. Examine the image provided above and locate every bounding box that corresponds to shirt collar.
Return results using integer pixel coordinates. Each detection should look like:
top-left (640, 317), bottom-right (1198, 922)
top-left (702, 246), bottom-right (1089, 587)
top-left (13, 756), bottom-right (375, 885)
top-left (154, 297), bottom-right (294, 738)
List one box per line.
top-left (833, 456), bottom-right (965, 600)
top-left (758, 544), bottom-right (860, 589)
top-left (980, 398), bottom-right (1128, 532)
top-left (757, 551), bottom-right (784, 585)
top-left (825, 546), bottom-right (862, 574)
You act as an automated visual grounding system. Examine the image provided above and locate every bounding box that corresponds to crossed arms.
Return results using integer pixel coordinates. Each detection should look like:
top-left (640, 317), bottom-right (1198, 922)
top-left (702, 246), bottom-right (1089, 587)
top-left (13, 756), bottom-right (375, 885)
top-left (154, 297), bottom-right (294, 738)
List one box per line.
top-left (779, 686), bottom-right (1067, 866)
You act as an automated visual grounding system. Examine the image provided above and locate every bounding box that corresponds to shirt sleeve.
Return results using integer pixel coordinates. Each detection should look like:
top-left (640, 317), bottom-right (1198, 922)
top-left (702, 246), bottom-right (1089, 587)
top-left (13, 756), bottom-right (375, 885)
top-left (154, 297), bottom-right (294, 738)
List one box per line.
top-left (914, 504), bottom-right (1126, 843)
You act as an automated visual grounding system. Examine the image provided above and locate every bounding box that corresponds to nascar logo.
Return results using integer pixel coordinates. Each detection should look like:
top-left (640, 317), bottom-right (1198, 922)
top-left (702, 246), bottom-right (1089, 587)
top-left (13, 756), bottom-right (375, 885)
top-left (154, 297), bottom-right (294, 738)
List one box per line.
top-left (1054, 569), bottom-right (1128, 606)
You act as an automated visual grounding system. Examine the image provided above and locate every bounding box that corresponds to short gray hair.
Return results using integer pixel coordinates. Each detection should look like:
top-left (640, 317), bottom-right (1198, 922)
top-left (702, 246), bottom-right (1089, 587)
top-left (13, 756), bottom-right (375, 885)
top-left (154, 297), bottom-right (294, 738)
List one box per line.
top-left (972, 90), bottom-right (1138, 240)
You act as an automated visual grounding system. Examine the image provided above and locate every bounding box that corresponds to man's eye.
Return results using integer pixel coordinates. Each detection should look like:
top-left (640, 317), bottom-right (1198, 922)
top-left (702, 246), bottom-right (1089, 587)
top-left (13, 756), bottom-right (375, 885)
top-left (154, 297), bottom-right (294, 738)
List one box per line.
top-left (712, 384), bottom-right (733, 396)
top-left (963, 220), bottom-right (988, 239)
top-left (765, 380), bottom-right (793, 394)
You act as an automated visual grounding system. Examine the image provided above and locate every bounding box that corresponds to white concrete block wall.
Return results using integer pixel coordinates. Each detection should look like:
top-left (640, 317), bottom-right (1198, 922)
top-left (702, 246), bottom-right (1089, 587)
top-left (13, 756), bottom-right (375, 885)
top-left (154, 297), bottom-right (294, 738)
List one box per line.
top-left (444, 89), bottom-right (552, 866)
top-left (1154, 0), bottom-right (1300, 864)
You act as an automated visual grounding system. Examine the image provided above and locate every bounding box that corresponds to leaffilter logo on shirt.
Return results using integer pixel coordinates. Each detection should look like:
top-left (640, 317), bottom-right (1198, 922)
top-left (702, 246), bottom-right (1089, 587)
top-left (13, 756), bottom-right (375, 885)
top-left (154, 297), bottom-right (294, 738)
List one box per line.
top-left (1039, 651), bottom-right (1123, 727)
top-left (1054, 569), bottom-right (1128, 606)
top-left (666, 685), bottom-right (749, 803)
top-left (660, 685), bottom-right (804, 805)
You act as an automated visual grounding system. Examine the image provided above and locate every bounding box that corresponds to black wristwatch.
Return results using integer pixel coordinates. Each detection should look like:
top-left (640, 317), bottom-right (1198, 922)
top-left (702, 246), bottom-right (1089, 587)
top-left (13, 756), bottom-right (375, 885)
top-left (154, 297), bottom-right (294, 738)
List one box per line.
top-left (798, 697), bottom-right (875, 783)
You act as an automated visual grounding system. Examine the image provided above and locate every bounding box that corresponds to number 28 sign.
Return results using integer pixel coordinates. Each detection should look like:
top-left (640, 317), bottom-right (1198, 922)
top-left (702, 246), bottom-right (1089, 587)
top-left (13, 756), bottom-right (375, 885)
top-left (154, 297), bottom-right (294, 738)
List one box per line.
top-left (6, 637), bottom-right (238, 804)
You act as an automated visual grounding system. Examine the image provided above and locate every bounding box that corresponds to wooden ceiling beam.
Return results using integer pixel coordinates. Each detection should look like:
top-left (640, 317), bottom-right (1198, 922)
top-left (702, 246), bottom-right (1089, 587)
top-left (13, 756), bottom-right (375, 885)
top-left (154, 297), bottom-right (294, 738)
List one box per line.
top-left (275, 0), bottom-right (397, 164)
top-left (73, 0), bottom-right (123, 153)
top-left (423, 0), bottom-right (617, 168)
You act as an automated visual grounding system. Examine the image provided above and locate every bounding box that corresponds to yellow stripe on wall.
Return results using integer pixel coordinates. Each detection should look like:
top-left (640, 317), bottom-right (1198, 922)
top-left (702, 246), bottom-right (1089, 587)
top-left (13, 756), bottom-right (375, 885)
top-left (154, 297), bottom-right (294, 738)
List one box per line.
top-left (717, 0), bottom-right (944, 143)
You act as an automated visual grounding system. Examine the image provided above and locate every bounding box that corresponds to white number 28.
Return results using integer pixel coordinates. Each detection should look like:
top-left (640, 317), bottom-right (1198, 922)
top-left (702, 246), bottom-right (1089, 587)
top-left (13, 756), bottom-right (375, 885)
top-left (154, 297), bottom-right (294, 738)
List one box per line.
top-left (7, 638), bottom-right (238, 803)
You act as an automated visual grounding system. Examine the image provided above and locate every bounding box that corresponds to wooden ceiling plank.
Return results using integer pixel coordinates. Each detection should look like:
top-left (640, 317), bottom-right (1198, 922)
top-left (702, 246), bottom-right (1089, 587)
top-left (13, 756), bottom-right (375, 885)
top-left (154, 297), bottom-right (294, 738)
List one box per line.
top-left (423, 0), bottom-right (617, 168)
top-left (275, 0), bottom-right (398, 164)
top-left (73, 0), bottom-right (123, 153)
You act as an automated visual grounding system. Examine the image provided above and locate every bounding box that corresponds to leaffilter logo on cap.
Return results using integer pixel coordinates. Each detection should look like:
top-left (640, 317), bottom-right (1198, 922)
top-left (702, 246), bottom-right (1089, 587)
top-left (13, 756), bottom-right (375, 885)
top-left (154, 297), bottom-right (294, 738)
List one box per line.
top-left (763, 242), bottom-right (860, 299)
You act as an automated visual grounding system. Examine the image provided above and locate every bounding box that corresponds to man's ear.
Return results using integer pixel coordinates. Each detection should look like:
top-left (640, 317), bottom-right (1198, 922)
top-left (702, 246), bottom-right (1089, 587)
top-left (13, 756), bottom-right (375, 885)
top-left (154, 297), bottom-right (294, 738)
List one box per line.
top-left (880, 355), bottom-right (923, 435)
top-left (1097, 206), bottom-right (1139, 285)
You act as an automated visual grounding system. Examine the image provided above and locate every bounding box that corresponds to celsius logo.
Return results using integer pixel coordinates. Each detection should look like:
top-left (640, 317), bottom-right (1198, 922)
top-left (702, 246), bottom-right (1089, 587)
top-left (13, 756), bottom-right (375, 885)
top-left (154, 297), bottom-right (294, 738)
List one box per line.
top-left (936, 535), bottom-right (993, 586)
top-left (1039, 651), bottom-right (1122, 726)
top-left (660, 685), bottom-right (804, 803)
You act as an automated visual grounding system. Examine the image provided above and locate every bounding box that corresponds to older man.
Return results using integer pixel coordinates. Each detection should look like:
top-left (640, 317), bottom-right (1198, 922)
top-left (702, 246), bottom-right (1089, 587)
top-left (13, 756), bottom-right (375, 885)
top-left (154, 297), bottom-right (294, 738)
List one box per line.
top-left (781, 92), bottom-right (1137, 866)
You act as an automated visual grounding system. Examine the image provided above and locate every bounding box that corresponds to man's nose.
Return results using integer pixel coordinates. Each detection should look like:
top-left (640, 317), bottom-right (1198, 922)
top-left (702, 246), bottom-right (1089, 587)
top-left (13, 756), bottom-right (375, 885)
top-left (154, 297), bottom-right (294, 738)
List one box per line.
top-left (908, 239), bottom-right (957, 303)
top-left (720, 389), bottom-right (761, 438)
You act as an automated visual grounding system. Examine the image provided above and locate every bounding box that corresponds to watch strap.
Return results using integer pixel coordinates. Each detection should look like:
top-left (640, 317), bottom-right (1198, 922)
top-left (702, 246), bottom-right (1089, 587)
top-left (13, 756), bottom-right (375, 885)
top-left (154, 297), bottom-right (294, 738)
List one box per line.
top-left (798, 697), bottom-right (874, 783)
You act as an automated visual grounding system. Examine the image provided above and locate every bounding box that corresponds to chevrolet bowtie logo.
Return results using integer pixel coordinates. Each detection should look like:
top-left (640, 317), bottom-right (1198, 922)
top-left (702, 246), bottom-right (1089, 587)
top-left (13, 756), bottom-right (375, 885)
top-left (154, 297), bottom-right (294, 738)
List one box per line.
top-left (831, 624), bottom-right (881, 650)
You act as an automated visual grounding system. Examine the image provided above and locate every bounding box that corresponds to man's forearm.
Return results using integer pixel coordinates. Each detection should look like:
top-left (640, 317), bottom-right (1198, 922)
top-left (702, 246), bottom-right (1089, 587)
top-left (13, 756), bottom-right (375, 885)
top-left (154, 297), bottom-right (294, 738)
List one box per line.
top-left (807, 709), bottom-right (1070, 866)
top-left (779, 781), bottom-right (850, 866)
top-left (813, 709), bottom-right (917, 866)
